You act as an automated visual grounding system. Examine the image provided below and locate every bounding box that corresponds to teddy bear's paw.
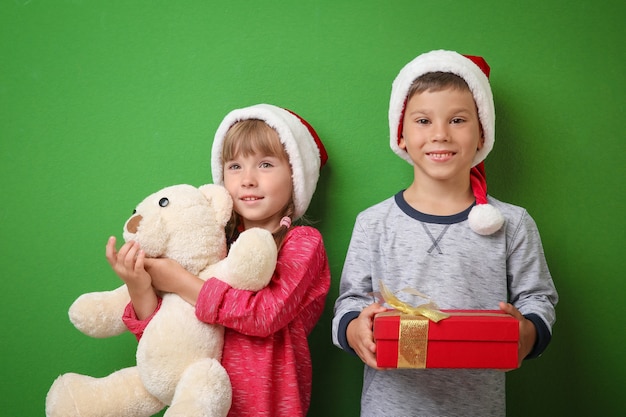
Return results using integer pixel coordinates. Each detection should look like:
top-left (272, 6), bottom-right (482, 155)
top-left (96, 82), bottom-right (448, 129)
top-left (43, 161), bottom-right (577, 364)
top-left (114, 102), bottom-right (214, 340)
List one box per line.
top-left (69, 285), bottom-right (130, 338)
top-left (46, 368), bottom-right (164, 417)
top-left (46, 373), bottom-right (84, 417)
top-left (224, 227), bottom-right (277, 291)
top-left (165, 358), bottom-right (232, 417)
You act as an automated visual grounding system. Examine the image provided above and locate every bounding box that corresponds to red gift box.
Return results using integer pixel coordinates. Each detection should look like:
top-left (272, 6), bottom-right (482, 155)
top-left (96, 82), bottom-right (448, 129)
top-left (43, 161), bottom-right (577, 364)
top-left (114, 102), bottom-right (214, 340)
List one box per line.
top-left (374, 310), bottom-right (519, 369)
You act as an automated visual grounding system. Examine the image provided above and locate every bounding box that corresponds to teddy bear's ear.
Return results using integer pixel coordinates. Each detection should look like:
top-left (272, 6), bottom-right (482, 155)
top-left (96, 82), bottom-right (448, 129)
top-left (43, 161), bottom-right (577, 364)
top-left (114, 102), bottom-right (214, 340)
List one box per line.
top-left (198, 184), bottom-right (233, 227)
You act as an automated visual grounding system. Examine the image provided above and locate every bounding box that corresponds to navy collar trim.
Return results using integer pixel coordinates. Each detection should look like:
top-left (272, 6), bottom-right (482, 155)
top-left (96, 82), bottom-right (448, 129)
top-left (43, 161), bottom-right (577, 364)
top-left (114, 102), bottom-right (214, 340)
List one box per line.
top-left (394, 190), bottom-right (474, 224)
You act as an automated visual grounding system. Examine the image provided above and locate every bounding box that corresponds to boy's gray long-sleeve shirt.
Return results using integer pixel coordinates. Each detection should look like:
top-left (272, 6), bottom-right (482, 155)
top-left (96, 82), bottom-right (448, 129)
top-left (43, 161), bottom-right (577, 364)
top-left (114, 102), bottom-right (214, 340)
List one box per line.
top-left (332, 191), bottom-right (558, 417)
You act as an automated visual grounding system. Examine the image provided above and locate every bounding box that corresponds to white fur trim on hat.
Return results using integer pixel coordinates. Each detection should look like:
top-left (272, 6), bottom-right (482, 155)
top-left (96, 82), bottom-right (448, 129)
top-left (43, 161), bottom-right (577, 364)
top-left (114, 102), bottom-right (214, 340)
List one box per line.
top-left (389, 49), bottom-right (495, 167)
top-left (211, 104), bottom-right (324, 220)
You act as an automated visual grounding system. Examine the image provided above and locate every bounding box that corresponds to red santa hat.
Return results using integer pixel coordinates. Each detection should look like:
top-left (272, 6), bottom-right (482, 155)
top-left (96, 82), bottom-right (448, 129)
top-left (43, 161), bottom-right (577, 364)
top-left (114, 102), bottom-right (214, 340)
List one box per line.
top-left (389, 49), bottom-right (504, 235)
top-left (211, 103), bottom-right (327, 220)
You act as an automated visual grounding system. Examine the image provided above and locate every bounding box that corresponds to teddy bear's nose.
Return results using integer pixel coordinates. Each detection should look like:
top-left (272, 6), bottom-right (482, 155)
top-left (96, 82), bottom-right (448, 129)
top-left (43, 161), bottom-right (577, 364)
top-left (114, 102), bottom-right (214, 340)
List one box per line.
top-left (126, 214), bottom-right (143, 234)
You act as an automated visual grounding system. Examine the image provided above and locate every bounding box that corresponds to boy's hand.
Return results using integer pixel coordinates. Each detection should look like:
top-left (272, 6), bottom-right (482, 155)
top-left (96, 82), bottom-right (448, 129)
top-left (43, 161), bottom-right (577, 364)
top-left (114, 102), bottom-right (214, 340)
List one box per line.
top-left (499, 302), bottom-right (537, 367)
top-left (347, 303), bottom-right (388, 369)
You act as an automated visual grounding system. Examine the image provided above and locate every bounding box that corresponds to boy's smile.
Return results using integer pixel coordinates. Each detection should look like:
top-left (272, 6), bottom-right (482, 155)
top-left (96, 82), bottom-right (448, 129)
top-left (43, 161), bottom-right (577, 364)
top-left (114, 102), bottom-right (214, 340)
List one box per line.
top-left (427, 151), bottom-right (455, 161)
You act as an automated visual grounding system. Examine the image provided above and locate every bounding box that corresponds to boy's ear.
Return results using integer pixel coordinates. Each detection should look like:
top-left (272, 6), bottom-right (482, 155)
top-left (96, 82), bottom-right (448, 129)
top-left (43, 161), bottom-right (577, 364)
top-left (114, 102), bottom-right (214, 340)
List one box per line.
top-left (477, 128), bottom-right (485, 151)
top-left (398, 136), bottom-right (407, 150)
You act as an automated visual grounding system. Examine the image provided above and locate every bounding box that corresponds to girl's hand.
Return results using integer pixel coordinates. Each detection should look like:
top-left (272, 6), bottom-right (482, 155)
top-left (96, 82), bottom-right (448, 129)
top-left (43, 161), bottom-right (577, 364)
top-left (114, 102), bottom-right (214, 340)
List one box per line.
top-left (105, 237), bottom-right (151, 291)
top-left (346, 303), bottom-right (388, 370)
top-left (105, 236), bottom-right (157, 319)
top-left (499, 302), bottom-right (537, 367)
top-left (143, 258), bottom-right (204, 306)
top-left (143, 258), bottom-right (186, 293)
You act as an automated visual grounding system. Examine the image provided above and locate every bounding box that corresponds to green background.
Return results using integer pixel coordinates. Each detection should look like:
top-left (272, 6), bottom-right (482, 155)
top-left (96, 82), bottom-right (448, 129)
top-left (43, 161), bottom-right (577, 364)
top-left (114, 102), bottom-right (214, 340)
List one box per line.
top-left (1, 1), bottom-right (624, 416)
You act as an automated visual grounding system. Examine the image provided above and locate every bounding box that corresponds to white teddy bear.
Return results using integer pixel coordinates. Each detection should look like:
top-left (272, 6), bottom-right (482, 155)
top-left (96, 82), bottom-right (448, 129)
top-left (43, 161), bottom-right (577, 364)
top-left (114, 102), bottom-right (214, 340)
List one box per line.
top-left (45, 184), bottom-right (278, 417)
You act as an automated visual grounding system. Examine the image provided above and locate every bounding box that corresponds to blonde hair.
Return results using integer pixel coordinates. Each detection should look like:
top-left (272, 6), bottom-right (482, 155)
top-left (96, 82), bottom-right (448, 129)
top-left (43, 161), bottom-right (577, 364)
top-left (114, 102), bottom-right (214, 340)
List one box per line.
top-left (222, 119), bottom-right (295, 249)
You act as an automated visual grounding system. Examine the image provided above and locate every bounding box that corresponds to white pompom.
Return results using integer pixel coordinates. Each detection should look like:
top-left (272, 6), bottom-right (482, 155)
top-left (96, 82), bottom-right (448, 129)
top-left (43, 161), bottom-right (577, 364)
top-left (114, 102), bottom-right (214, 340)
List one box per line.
top-left (468, 204), bottom-right (504, 235)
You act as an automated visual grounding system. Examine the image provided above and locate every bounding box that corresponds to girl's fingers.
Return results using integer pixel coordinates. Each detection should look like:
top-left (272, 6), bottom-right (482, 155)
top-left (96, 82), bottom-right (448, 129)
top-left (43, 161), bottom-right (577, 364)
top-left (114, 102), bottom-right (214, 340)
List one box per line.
top-left (105, 236), bottom-right (117, 264)
top-left (134, 249), bottom-right (145, 271)
top-left (122, 242), bottom-right (139, 269)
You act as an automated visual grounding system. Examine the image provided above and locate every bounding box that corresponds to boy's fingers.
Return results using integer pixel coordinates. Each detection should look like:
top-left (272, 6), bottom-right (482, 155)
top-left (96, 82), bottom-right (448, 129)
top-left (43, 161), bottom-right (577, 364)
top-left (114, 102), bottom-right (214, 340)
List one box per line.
top-left (499, 302), bottom-right (524, 320)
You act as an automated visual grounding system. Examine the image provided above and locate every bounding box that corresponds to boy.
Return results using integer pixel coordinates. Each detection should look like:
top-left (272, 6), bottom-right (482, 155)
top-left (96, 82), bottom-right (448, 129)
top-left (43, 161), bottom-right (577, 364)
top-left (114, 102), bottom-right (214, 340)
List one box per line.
top-left (332, 50), bottom-right (558, 416)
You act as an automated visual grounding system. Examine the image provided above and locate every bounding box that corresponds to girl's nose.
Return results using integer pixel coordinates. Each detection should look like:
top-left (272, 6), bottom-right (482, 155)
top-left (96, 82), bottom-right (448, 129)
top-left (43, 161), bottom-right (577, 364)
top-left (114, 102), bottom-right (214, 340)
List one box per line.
top-left (241, 168), bottom-right (257, 187)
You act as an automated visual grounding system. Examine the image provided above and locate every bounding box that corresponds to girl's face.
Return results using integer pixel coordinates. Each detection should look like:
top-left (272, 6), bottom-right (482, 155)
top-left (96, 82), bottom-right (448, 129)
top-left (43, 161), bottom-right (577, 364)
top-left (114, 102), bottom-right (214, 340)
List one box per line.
top-left (399, 87), bottom-right (484, 185)
top-left (223, 138), bottom-right (293, 232)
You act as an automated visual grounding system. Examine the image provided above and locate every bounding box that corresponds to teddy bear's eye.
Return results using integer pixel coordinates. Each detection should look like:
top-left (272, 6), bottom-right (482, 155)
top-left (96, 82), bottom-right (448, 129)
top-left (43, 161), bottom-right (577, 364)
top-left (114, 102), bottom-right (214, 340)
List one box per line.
top-left (159, 198), bottom-right (169, 207)
top-left (132, 209), bottom-right (137, 214)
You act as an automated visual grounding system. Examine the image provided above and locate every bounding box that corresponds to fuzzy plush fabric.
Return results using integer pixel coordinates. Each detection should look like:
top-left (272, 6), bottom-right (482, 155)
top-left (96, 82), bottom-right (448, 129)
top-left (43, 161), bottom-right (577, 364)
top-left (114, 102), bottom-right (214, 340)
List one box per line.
top-left (46, 184), bottom-right (277, 417)
top-left (126, 226), bottom-right (331, 417)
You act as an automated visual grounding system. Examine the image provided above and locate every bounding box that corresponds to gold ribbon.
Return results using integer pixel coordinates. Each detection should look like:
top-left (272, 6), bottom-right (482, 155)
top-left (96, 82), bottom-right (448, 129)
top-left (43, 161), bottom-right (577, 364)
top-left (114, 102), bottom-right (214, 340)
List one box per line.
top-left (398, 314), bottom-right (429, 368)
top-left (377, 281), bottom-right (450, 368)
top-left (378, 280), bottom-right (450, 322)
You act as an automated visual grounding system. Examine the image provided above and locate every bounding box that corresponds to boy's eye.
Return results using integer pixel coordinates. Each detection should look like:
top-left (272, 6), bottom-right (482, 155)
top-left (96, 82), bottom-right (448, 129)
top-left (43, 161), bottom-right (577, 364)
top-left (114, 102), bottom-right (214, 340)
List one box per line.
top-left (260, 162), bottom-right (273, 168)
top-left (416, 118), bottom-right (430, 124)
top-left (451, 117), bottom-right (466, 124)
top-left (226, 163), bottom-right (241, 170)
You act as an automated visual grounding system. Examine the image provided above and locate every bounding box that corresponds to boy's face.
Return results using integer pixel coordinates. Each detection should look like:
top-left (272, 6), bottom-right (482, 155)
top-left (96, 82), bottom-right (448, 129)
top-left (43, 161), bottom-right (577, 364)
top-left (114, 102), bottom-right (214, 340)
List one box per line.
top-left (399, 87), bottom-right (484, 184)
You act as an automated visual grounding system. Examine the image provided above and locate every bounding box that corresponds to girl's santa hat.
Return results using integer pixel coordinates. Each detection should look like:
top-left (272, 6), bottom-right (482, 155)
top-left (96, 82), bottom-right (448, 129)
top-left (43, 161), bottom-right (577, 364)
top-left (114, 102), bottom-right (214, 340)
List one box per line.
top-left (211, 103), bottom-right (328, 220)
top-left (389, 49), bottom-right (504, 235)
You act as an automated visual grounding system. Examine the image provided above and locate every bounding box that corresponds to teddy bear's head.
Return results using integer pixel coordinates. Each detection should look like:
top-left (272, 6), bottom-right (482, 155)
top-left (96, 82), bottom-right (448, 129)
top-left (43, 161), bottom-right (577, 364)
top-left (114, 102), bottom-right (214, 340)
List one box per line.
top-left (123, 184), bottom-right (233, 275)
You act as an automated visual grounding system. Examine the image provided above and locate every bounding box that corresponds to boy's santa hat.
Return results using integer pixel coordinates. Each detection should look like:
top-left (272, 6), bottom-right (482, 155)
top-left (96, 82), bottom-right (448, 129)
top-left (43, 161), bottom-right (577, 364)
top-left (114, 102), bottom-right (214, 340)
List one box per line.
top-left (211, 103), bottom-right (328, 220)
top-left (389, 49), bottom-right (504, 235)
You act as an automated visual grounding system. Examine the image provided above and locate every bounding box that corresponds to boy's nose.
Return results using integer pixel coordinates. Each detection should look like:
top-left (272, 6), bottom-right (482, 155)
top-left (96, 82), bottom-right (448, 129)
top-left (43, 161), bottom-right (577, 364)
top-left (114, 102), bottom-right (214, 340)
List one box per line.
top-left (431, 124), bottom-right (449, 141)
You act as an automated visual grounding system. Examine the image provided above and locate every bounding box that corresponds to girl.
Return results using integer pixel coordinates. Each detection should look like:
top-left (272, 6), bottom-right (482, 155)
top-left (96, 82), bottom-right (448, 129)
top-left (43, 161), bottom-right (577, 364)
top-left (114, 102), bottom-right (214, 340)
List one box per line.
top-left (107, 103), bottom-right (331, 417)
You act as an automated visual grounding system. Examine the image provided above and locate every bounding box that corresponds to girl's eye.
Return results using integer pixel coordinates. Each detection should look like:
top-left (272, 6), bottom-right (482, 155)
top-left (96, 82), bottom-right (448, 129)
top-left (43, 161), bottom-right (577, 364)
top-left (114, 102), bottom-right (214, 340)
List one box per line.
top-left (159, 198), bottom-right (169, 207)
top-left (226, 163), bottom-right (241, 170)
top-left (260, 162), bottom-right (273, 168)
top-left (416, 118), bottom-right (429, 125)
top-left (451, 118), bottom-right (465, 124)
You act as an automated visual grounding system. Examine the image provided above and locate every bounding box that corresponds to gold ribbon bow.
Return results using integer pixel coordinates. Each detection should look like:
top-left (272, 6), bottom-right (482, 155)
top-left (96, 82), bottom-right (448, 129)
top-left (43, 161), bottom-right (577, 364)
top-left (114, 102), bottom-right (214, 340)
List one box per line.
top-left (378, 280), bottom-right (450, 322)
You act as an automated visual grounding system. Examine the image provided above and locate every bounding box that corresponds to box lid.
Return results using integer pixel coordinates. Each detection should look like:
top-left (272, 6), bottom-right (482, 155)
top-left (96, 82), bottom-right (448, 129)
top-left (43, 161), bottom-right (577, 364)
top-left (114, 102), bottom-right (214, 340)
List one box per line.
top-left (374, 310), bottom-right (519, 342)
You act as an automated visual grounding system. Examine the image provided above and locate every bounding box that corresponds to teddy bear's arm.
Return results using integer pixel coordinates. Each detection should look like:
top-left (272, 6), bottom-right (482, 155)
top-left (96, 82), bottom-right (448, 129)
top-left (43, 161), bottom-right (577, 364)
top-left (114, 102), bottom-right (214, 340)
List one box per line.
top-left (201, 227), bottom-right (277, 292)
top-left (68, 284), bottom-right (131, 338)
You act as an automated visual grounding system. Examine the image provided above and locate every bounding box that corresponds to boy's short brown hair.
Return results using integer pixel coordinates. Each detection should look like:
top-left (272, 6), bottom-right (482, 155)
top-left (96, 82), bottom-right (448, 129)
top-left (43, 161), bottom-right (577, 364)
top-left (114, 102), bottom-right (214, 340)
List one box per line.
top-left (407, 71), bottom-right (471, 100)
